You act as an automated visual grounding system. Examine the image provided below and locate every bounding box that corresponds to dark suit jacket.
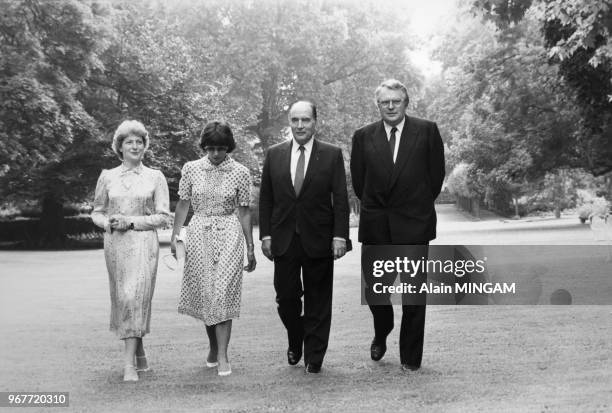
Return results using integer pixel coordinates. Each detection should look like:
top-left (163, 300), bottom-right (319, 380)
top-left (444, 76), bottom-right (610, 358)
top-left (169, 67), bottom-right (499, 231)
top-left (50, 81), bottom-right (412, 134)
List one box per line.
top-left (259, 138), bottom-right (350, 258)
top-left (350, 116), bottom-right (445, 244)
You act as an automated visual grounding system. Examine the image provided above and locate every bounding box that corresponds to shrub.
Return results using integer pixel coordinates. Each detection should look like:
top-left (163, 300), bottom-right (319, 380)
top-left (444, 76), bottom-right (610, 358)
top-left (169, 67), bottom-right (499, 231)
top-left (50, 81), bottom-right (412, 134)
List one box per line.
top-left (576, 192), bottom-right (610, 223)
top-left (0, 216), bottom-right (102, 242)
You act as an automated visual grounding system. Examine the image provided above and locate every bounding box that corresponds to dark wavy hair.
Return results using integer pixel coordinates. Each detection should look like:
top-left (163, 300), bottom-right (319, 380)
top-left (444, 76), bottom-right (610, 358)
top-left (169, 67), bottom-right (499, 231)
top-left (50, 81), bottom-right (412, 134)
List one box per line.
top-left (199, 121), bottom-right (236, 153)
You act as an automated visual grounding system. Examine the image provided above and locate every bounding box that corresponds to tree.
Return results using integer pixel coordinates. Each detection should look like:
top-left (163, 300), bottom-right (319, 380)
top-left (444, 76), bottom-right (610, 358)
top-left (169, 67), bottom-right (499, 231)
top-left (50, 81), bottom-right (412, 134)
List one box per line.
top-left (472, 0), bottom-right (612, 175)
top-left (1, 0), bottom-right (425, 244)
top-left (424, 5), bottom-right (583, 215)
top-left (170, 0), bottom-right (421, 200)
top-left (176, 0), bottom-right (420, 141)
top-left (83, 0), bottom-right (214, 196)
top-left (0, 0), bottom-right (109, 245)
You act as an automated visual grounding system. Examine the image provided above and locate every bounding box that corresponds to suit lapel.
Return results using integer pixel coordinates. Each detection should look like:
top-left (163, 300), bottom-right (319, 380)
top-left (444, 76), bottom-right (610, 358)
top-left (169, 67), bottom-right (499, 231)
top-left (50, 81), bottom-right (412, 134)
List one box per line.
top-left (298, 138), bottom-right (319, 197)
top-left (281, 140), bottom-right (295, 198)
top-left (390, 116), bottom-right (418, 188)
top-left (372, 121), bottom-right (394, 177)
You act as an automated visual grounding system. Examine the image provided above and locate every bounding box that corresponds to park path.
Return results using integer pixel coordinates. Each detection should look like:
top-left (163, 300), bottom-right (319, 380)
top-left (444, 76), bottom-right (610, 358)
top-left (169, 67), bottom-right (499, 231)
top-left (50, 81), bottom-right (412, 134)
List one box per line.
top-left (434, 204), bottom-right (595, 244)
top-left (156, 203), bottom-right (597, 246)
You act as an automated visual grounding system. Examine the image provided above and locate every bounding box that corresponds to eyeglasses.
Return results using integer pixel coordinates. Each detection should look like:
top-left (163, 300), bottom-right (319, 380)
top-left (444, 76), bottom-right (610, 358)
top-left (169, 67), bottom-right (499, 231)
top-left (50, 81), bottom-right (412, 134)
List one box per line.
top-left (377, 99), bottom-right (404, 108)
top-left (204, 146), bottom-right (228, 153)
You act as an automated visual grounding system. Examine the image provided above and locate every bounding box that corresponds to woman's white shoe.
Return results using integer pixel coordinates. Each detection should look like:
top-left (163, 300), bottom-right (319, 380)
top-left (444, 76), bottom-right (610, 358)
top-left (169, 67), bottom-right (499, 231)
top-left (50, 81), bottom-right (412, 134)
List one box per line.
top-left (217, 363), bottom-right (231, 376)
top-left (123, 365), bottom-right (139, 382)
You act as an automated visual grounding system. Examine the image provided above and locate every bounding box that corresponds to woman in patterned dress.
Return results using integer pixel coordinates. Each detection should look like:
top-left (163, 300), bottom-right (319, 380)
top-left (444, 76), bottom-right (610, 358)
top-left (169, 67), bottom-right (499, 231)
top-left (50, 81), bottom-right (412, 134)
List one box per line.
top-left (171, 121), bottom-right (256, 377)
top-left (92, 120), bottom-right (170, 382)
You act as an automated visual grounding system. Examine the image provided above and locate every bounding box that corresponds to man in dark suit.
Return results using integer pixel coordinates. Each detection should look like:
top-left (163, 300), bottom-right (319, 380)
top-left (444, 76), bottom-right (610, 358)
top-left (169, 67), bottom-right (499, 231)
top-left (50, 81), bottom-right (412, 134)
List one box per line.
top-left (259, 100), bottom-right (350, 374)
top-left (350, 79), bottom-right (445, 371)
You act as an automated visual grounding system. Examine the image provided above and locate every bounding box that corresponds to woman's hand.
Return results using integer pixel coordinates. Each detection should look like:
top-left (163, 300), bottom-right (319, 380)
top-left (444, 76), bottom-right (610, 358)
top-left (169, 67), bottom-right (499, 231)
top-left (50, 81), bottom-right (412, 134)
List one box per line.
top-left (109, 214), bottom-right (129, 231)
top-left (170, 236), bottom-right (177, 258)
top-left (244, 245), bottom-right (256, 272)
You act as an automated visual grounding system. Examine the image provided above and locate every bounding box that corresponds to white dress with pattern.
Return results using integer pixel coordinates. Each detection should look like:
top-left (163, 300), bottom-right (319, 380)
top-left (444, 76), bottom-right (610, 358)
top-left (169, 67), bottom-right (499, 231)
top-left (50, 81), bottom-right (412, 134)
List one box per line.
top-left (91, 164), bottom-right (170, 339)
top-left (177, 157), bottom-right (251, 326)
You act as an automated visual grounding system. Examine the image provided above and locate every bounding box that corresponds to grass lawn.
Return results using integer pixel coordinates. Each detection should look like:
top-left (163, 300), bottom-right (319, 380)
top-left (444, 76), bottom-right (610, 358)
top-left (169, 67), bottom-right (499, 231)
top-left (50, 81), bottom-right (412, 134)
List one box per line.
top-left (1, 236), bottom-right (611, 412)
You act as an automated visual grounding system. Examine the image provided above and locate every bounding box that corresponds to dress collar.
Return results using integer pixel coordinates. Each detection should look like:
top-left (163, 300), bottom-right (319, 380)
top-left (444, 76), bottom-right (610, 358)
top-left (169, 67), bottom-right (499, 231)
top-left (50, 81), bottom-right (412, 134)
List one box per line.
top-left (201, 155), bottom-right (233, 171)
top-left (120, 163), bottom-right (144, 175)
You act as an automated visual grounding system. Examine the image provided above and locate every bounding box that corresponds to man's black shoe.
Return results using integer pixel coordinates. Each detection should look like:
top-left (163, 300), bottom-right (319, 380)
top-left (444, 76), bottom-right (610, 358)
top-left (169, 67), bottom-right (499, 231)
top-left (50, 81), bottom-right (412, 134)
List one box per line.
top-left (305, 363), bottom-right (321, 373)
top-left (287, 349), bottom-right (302, 366)
top-left (370, 338), bottom-right (387, 361)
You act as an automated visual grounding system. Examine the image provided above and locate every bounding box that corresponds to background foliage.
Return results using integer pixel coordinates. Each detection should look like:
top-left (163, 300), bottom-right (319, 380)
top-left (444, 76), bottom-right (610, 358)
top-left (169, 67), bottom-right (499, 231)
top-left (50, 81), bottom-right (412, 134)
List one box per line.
top-left (1, 0), bottom-right (611, 244)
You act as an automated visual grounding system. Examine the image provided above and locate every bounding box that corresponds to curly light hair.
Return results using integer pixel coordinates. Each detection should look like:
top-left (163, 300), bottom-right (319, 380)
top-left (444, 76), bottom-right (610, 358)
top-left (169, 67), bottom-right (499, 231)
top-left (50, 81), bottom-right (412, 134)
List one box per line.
top-left (111, 120), bottom-right (150, 159)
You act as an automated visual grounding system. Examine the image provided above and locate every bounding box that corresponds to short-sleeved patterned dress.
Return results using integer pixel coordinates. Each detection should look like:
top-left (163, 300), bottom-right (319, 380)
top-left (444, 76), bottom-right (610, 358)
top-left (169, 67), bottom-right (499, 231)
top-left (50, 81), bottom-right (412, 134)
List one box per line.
top-left (177, 156), bottom-right (251, 326)
top-left (91, 164), bottom-right (170, 339)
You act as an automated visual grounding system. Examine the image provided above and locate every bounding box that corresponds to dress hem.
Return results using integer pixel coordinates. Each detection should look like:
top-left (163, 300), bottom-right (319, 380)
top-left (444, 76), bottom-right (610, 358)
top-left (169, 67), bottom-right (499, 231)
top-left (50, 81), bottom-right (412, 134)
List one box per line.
top-left (111, 326), bottom-right (148, 340)
top-left (178, 307), bottom-right (240, 326)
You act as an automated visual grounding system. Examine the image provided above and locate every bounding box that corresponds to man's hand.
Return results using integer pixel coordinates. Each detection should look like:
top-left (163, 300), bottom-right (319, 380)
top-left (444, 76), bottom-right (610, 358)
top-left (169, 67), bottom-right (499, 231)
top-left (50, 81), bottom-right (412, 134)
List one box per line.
top-left (261, 238), bottom-right (273, 261)
top-left (332, 239), bottom-right (347, 259)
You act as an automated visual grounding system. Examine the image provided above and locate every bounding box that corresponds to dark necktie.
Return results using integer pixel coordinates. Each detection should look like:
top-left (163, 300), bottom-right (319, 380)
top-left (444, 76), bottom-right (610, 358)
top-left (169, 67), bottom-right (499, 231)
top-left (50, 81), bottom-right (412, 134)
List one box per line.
top-left (389, 127), bottom-right (397, 163)
top-left (294, 145), bottom-right (305, 195)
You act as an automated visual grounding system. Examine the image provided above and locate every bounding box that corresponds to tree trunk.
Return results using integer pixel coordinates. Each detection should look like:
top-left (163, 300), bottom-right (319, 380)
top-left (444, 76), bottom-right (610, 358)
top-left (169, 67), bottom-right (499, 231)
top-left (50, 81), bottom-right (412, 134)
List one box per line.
top-left (513, 197), bottom-right (520, 219)
top-left (554, 204), bottom-right (561, 218)
top-left (471, 197), bottom-right (480, 219)
top-left (39, 193), bottom-right (66, 247)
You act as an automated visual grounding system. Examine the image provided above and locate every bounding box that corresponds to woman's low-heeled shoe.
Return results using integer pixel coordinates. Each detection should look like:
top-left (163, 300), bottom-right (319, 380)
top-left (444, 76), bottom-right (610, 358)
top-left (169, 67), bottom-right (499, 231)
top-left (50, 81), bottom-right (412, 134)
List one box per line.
top-left (217, 363), bottom-right (232, 376)
top-left (123, 365), bottom-right (139, 382)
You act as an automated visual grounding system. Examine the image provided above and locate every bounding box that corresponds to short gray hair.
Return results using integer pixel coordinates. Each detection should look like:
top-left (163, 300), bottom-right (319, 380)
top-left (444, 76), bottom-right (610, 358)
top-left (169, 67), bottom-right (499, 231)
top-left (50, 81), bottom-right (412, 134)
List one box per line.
top-left (374, 79), bottom-right (409, 105)
top-left (111, 120), bottom-right (150, 159)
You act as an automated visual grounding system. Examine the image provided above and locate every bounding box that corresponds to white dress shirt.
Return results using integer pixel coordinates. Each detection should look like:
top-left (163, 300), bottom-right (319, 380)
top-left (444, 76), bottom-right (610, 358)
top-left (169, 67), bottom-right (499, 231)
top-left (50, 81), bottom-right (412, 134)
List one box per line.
top-left (384, 116), bottom-right (405, 163)
top-left (290, 135), bottom-right (314, 185)
top-left (261, 134), bottom-right (345, 244)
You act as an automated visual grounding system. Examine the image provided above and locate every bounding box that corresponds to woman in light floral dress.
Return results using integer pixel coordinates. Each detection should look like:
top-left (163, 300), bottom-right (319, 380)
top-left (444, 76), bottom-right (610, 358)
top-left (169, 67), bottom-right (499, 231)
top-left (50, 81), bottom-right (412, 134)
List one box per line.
top-left (171, 121), bottom-right (256, 377)
top-left (92, 120), bottom-right (170, 382)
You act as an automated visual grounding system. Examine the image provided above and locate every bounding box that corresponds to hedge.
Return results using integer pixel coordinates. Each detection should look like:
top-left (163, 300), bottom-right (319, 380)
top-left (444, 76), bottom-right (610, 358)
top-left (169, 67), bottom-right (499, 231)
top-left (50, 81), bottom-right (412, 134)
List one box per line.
top-left (0, 216), bottom-right (102, 242)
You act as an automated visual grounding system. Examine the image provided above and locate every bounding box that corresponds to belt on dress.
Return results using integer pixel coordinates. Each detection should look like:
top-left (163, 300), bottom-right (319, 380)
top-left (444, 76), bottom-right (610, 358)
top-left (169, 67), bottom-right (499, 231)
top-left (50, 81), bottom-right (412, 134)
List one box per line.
top-left (193, 211), bottom-right (234, 217)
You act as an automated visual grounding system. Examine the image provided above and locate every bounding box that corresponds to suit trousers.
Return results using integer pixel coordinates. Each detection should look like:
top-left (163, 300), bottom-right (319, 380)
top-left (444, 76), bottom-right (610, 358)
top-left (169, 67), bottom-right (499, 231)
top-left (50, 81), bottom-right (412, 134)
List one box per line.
top-left (273, 233), bottom-right (334, 365)
top-left (367, 243), bottom-right (428, 367)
